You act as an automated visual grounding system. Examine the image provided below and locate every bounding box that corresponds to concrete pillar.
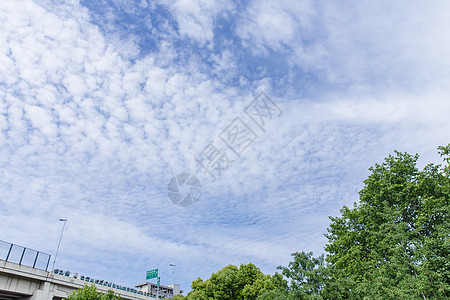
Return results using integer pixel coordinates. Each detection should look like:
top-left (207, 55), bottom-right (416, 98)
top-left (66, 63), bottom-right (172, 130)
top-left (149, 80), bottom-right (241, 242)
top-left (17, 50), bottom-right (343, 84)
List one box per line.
top-left (25, 282), bottom-right (54, 300)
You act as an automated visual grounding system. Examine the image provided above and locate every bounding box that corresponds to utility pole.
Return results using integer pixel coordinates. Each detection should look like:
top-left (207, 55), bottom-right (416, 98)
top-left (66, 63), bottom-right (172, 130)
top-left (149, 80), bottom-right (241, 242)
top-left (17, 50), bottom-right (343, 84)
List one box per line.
top-left (51, 218), bottom-right (68, 271)
top-left (169, 264), bottom-right (176, 284)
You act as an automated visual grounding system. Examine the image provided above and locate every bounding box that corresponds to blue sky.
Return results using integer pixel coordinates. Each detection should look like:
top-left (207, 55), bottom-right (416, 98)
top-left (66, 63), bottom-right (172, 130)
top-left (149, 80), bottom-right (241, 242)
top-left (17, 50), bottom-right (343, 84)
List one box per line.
top-left (1, 0), bottom-right (450, 293)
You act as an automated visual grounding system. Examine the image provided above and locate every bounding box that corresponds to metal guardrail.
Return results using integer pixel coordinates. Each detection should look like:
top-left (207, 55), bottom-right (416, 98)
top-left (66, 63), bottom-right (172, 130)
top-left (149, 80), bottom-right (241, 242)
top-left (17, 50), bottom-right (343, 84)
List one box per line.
top-left (0, 240), bottom-right (51, 271)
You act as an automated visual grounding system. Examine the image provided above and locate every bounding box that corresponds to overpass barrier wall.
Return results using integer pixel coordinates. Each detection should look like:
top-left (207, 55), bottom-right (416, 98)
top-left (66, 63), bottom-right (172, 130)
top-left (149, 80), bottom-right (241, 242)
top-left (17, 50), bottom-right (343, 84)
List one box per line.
top-left (0, 240), bottom-right (51, 271)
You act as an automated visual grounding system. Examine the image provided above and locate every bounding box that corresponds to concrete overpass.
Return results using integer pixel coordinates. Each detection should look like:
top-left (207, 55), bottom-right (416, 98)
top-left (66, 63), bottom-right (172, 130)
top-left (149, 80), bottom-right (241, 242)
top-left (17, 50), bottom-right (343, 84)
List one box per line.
top-left (0, 260), bottom-right (158, 300)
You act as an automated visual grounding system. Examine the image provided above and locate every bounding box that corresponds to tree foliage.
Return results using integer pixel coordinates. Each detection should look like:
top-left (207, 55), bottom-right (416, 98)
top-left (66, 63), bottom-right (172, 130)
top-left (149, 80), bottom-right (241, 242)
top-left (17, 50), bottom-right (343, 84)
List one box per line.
top-left (180, 145), bottom-right (450, 299)
top-left (67, 284), bottom-right (122, 300)
top-left (277, 252), bottom-right (328, 299)
top-left (324, 145), bottom-right (450, 299)
top-left (180, 263), bottom-right (285, 300)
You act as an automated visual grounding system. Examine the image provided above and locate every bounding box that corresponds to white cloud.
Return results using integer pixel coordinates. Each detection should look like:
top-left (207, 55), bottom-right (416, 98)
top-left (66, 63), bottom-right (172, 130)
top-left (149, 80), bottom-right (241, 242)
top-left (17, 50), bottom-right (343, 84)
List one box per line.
top-left (24, 104), bottom-right (58, 137)
top-left (236, 0), bottom-right (314, 54)
top-left (1, 0), bottom-right (449, 293)
top-left (161, 0), bottom-right (234, 46)
top-left (318, 1), bottom-right (450, 88)
top-left (236, 0), bottom-right (450, 91)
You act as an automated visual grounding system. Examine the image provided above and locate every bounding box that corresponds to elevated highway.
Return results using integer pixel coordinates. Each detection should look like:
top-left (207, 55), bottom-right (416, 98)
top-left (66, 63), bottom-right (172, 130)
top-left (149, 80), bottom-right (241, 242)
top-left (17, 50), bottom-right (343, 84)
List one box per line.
top-left (0, 260), bottom-right (156, 300)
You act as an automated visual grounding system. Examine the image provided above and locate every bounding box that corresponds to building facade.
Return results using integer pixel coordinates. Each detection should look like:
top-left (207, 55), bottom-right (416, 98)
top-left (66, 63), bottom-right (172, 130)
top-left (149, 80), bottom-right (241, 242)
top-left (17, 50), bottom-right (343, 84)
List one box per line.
top-left (135, 282), bottom-right (182, 299)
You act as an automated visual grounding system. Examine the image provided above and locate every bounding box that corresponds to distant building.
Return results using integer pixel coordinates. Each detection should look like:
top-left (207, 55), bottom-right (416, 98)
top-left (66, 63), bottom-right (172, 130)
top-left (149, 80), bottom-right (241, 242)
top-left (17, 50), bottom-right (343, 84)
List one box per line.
top-left (135, 282), bottom-right (182, 299)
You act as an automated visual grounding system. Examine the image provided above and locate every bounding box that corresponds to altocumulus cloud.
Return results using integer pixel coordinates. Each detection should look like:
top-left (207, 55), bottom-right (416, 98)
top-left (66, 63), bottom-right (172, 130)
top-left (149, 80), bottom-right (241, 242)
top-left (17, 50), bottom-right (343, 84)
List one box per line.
top-left (1, 0), bottom-right (450, 292)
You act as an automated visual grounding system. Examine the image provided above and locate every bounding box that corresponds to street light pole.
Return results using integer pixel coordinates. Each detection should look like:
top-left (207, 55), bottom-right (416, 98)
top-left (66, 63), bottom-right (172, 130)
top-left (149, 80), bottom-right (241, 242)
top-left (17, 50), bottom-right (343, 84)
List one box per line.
top-left (51, 218), bottom-right (68, 271)
top-left (169, 264), bottom-right (176, 284)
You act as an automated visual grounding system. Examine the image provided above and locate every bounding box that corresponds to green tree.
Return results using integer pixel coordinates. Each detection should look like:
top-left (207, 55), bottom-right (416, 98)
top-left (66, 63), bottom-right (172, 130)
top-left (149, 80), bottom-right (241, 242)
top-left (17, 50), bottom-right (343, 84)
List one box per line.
top-left (272, 251), bottom-right (353, 300)
top-left (256, 288), bottom-right (294, 300)
top-left (183, 263), bottom-right (285, 300)
top-left (178, 145), bottom-right (450, 300)
top-left (67, 284), bottom-right (122, 300)
top-left (276, 252), bottom-right (328, 299)
top-left (325, 145), bottom-right (450, 299)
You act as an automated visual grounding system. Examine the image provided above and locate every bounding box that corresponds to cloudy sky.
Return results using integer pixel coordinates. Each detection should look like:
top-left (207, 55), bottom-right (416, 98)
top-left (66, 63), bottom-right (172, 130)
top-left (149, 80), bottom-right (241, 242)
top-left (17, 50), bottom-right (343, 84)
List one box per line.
top-left (1, 0), bottom-right (450, 293)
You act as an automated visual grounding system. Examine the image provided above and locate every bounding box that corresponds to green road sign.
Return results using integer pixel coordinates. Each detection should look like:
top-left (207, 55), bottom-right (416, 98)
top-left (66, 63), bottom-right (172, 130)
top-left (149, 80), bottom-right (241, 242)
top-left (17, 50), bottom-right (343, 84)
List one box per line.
top-left (146, 269), bottom-right (158, 280)
top-left (157, 277), bottom-right (160, 287)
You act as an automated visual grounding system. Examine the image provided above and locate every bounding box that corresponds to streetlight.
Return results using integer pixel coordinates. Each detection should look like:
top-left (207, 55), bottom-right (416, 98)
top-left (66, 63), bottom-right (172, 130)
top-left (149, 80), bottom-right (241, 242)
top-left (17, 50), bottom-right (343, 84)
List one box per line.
top-left (51, 218), bottom-right (68, 271)
top-left (169, 264), bottom-right (176, 284)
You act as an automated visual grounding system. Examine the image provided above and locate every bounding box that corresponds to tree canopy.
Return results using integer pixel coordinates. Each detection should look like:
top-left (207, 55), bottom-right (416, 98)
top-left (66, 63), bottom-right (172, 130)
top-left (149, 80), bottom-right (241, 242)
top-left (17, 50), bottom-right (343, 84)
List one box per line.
top-left (324, 145), bottom-right (450, 298)
top-left (176, 144), bottom-right (450, 299)
top-left (179, 263), bottom-right (285, 300)
top-left (66, 284), bottom-right (122, 300)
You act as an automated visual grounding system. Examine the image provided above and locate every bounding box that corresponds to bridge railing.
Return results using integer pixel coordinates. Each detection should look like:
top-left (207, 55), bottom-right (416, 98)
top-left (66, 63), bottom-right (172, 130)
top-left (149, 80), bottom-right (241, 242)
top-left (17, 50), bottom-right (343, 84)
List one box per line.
top-left (0, 240), bottom-right (51, 271)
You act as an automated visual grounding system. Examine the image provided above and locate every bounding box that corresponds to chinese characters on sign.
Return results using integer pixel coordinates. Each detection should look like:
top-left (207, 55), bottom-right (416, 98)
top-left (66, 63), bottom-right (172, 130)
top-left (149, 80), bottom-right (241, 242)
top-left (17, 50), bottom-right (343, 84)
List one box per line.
top-left (146, 269), bottom-right (158, 280)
